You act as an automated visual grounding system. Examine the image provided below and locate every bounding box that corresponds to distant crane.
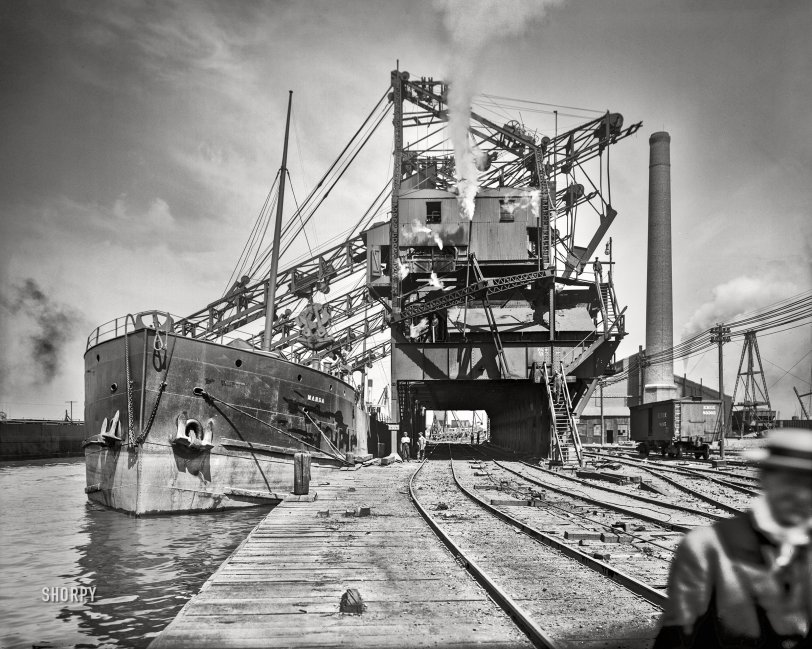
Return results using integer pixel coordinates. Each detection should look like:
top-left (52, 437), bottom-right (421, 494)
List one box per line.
top-left (793, 386), bottom-right (811, 420)
top-left (730, 331), bottom-right (773, 437)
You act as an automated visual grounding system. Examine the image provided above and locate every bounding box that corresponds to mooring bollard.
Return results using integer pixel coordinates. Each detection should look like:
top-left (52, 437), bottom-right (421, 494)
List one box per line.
top-left (294, 452), bottom-right (311, 495)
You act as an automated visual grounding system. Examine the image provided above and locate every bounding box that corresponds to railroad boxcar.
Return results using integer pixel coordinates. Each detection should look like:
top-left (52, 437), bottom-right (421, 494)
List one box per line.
top-left (630, 398), bottom-right (721, 459)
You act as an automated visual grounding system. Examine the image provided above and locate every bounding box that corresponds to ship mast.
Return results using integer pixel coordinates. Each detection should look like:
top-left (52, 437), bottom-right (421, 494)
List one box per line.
top-left (263, 90), bottom-right (293, 351)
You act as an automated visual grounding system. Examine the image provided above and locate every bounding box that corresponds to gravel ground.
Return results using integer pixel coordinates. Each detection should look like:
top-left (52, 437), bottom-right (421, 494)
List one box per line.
top-left (452, 457), bottom-right (680, 590)
top-left (640, 466), bottom-right (756, 511)
top-left (590, 454), bottom-right (758, 512)
top-left (499, 460), bottom-right (727, 526)
top-left (412, 453), bottom-right (662, 649)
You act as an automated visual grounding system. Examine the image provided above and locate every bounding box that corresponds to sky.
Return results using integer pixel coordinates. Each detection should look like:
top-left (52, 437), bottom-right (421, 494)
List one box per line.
top-left (1, 0), bottom-right (810, 421)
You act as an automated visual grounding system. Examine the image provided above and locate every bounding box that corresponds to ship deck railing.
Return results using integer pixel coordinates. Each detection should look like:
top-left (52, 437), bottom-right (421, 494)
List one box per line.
top-left (86, 313), bottom-right (253, 351)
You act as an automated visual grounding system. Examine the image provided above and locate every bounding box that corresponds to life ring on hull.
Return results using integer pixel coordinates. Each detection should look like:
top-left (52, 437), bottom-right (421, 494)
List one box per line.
top-left (100, 410), bottom-right (122, 445)
top-left (172, 415), bottom-right (215, 451)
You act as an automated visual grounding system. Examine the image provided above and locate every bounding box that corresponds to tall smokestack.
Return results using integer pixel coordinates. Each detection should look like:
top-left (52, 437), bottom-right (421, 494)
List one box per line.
top-left (644, 132), bottom-right (678, 403)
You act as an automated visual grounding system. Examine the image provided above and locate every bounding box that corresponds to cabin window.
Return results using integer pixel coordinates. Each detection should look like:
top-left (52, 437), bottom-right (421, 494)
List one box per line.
top-left (426, 201), bottom-right (441, 224)
top-left (499, 198), bottom-right (517, 222)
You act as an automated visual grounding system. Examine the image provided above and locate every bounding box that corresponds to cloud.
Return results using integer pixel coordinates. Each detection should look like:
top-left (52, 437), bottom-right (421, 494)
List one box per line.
top-left (682, 275), bottom-right (803, 338)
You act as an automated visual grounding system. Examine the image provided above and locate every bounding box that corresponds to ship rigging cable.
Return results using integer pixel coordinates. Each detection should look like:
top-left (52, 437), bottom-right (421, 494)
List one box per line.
top-left (223, 171), bottom-right (281, 296)
top-left (247, 89), bottom-right (391, 278)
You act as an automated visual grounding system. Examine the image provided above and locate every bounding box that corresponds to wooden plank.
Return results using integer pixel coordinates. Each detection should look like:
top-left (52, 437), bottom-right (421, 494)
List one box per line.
top-left (150, 464), bottom-right (533, 649)
top-left (202, 580), bottom-right (491, 601)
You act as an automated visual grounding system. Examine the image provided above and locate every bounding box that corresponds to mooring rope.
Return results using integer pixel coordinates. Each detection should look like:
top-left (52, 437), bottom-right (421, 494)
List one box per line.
top-left (192, 387), bottom-right (351, 465)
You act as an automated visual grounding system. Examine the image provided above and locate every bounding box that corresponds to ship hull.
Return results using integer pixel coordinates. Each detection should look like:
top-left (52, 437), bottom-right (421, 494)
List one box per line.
top-left (83, 326), bottom-right (368, 515)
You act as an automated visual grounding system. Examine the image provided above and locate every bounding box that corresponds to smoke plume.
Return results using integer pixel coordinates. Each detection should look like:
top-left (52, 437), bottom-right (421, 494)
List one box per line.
top-left (0, 279), bottom-right (84, 383)
top-left (681, 275), bottom-right (802, 339)
top-left (435, 0), bottom-right (563, 218)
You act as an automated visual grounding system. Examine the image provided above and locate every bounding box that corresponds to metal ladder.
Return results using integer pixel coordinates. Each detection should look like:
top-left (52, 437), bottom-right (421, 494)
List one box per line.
top-left (471, 255), bottom-right (509, 377)
top-left (543, 362), bottom-right (583, 465)
top-left (535, 154), bottom-right (556, 269)
top-left (596, 281), bottom-right (617, 332)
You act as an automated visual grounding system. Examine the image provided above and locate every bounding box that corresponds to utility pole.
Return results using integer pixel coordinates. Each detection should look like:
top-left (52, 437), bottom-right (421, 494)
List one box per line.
top-left (599, 380), bottom-right (605, 446)
top-left (65, 400), bottom-right (77, 422)
top-left (710, 324), bottom-right (731, 458)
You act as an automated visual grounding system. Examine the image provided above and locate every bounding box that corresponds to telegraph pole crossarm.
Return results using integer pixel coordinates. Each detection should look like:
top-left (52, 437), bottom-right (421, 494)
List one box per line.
top-left (710, 324), bottom-right (731, 459)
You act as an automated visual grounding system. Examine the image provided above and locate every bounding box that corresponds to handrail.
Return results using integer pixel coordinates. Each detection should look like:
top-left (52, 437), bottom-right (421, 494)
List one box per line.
top-left (595, 278), bottom-right (609, 335)
top-left (559, 360), bottom-right (584, 463)
top-left (542, 363), bottom-right (565, 463)
top-left (86, 311), bottom-right (250, 351)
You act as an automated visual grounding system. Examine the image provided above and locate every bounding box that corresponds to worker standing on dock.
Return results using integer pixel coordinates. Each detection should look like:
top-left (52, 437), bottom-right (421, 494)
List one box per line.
top-left (400, 431), bottom-right (411, 462)
top-left (417, 432), bottom-right (427, 461)
top-left (653, 428), bottom-right (812, 648)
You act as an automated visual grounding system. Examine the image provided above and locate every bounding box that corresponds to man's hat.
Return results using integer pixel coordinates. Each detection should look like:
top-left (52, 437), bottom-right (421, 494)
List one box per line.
top-left (748, 428), bottom-right (812, 473)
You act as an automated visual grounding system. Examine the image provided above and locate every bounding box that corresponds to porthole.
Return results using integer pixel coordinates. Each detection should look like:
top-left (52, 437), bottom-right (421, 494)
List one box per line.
top-left (110, 383), bottom-right (118, 393)
top-left (297, 374), bottom-right (302, 382)
top-left (96, 354), bottom-right (100, 362)
top-left (235, 359), bottom-right (242, 368)
top-left (329, 384), bottom-right (333, 391)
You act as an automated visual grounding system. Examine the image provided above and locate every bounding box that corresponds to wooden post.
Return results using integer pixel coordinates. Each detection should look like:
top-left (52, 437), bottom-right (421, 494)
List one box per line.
top-left (293, 452), bottom-right (311, 495)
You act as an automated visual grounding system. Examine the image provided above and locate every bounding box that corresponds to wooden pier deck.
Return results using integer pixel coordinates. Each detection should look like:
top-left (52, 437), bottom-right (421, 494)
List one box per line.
top-left (150, 462), bottom-right (533, 648)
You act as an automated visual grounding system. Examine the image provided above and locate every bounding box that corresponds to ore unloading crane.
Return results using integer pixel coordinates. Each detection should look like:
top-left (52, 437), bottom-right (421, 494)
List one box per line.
top-left (376, 70), bottom-right (640, 463)
top-left (163, 70), bottom-right (639, 462)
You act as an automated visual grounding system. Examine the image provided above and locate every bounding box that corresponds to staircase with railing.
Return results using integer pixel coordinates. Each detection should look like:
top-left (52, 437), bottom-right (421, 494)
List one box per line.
top-left (542, 362), bottom-right (583, 466)
top-left (560, 277), bottom-right (626, 374)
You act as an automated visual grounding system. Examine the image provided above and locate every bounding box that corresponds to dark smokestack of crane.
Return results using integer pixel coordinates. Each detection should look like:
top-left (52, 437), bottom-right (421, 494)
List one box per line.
top-left (644, 132), bottom-right (678, 403)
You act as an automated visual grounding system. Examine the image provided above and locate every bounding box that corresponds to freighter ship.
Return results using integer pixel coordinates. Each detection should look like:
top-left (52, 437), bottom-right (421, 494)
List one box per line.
top-left (82, 91), bottom-right (376, 515)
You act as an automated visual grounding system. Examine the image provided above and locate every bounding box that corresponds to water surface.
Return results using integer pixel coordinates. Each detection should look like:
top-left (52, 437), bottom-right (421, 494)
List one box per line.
top-left (0, 457), bottom-right (273, 648)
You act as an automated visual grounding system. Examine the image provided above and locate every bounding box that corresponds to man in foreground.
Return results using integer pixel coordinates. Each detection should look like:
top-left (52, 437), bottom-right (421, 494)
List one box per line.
top-left (654, 428), bottom-right (812, 648)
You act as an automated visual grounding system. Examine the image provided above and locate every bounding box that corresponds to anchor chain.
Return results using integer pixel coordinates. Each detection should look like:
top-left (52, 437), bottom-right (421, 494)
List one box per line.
top-left (123, 313), bottom-right (175, 449)
top-left (124, 315), bottom-right (136, 446)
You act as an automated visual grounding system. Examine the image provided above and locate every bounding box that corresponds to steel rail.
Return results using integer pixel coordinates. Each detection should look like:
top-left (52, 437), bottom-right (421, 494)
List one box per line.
top-left (508, 460), bottom-right (725, 524)
top-left (479, 445), bottom-right (720, 527)
top-left (588, 450), bottom-right (761, 481)
top-left (444, 450), bottom-right (667, 608)
top-left (467, 455), bottom-right (680, 557)
top-left (585, 452), bottom-right (758, 504)
top-left (494, 460), bottom-right (725, 532)
top-left (631, 465), bottom-right (743, 515)
top-left (407, 456), bottom-right (560, 649)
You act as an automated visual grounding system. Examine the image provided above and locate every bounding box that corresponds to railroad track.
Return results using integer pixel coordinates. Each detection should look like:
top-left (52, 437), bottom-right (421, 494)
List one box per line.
top-left (594, 449), bottom-right (761, 480)
top-left (608, 454), bottom-right (762, 490)
top-left (584, 452), bottom-right (757, 512)
top-left (410, 445), bottom-right (662, 649)
top-left (482, 445), bottom-right (735, 523)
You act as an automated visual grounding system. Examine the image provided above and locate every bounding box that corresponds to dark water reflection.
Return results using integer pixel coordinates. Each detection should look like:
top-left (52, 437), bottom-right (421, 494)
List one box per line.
top-left (0, 457), bottom-right (273, 648)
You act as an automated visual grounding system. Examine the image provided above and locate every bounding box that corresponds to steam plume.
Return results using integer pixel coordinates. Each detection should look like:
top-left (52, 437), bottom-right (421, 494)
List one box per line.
top-left (429, 271), bottom-right (445, 289)
top-left (0, 279), bottom-right (84, 383)
top-left (436, 0), bottom-right (562, 218)
top-left (681, 275), bottom-right (801, 339)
